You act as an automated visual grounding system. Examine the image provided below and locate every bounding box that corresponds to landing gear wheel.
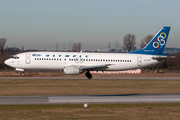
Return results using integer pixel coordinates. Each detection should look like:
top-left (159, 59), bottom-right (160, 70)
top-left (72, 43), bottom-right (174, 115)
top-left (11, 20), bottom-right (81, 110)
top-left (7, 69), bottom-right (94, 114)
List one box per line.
top-left (21, 72), bottom-right (25, 76)
top-left (85, 72), bottom-right (92, 79)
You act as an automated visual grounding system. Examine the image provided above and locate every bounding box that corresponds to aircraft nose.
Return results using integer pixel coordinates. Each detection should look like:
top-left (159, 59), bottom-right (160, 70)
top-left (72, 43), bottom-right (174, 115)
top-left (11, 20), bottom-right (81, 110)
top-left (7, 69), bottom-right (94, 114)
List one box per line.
top-left (4, 59), bottom-right (10, 66)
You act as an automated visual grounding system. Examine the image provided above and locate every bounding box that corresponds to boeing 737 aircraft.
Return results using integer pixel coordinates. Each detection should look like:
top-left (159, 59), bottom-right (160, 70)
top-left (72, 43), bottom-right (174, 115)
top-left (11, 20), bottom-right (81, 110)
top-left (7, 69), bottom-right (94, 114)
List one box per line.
top-left (4, 27), bottom-right (170, 79)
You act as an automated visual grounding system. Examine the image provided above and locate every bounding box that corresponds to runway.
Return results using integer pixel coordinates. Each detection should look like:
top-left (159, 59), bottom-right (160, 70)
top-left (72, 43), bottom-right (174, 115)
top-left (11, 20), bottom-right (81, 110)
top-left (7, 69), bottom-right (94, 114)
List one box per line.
top-left (0, 76), bottom-right (180, 80)
top-left (0, 94), bottom-right (180, 105)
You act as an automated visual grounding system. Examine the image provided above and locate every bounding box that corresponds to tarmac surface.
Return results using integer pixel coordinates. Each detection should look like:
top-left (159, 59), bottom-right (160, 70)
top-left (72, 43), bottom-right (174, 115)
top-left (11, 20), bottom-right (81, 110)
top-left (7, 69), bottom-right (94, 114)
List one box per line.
top-left (0, 76), bottom-right (180, 80)
top-left (0, 94), bottom-right (180, 105)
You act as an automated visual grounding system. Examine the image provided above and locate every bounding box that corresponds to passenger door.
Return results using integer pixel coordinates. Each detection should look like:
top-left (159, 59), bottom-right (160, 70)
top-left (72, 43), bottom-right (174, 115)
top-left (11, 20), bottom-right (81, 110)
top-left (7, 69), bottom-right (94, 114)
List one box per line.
top-left (137, 56), bottom-right (142, 66)
top-left (26, 54), bottom-right (31, 64)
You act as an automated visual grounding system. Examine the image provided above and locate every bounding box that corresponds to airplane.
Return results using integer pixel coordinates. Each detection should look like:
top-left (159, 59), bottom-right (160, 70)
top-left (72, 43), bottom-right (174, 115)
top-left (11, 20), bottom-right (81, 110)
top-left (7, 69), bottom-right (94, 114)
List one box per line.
top-left (4, 26), bottom-right (171, 79)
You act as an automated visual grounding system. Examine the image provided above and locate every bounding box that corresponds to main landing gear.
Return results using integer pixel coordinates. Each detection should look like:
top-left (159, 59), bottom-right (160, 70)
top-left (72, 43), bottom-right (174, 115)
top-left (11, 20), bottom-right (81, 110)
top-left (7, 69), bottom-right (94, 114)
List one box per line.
top-left (21, 72), bottom-right (25, 76)
top-left (85, 71), bottom-right (92, 79)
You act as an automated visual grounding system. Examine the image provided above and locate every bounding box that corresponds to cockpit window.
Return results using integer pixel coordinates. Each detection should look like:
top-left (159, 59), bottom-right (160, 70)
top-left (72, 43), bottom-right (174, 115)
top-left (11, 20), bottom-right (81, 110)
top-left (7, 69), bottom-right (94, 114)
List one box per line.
top-left (12, 56), bottom-right (19, 59)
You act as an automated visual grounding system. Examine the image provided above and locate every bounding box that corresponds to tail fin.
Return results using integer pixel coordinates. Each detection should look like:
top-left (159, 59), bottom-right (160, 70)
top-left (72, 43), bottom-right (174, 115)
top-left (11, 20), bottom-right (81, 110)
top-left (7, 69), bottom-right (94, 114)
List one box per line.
top-left (129, 26), bottom-right (171, 55)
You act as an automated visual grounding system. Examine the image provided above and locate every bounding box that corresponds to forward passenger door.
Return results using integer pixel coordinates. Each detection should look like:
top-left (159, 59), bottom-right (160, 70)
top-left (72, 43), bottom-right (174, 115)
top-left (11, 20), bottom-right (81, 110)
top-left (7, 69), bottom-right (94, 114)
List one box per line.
top-left (26, 54), bottom-right (31, 64)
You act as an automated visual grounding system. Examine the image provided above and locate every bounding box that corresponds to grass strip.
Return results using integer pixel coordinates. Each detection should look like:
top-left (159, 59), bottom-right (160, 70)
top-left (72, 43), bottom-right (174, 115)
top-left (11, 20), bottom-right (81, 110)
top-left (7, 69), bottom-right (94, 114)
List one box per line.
top-left (0, 103), bottom-right (180, 120)
top-left (0, 79), bottom-right (180, 96)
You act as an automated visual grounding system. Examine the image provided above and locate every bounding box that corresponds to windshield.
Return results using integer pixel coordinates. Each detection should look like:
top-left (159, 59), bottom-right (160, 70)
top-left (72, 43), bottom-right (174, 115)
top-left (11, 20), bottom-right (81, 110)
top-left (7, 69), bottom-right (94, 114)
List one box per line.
top-left (12, 56), bottom-right (19, 59)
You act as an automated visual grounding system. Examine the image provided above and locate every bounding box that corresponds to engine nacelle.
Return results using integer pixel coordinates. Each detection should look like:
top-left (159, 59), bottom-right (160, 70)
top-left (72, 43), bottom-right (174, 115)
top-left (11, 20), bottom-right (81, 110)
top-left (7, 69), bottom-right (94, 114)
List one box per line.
top-left (64, 66), bottom-right (80, 75)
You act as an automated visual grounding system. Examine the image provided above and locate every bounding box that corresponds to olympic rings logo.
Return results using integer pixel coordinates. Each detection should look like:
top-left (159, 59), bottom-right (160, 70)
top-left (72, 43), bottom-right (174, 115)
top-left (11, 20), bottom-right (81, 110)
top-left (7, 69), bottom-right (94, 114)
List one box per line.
top-left (153, 32), bottom-right (166, 49)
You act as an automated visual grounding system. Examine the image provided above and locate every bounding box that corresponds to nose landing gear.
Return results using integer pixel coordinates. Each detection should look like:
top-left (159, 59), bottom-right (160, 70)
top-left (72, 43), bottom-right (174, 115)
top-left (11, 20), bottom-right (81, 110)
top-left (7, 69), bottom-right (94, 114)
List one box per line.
top-left (85, 71), bottom-right (92, 79)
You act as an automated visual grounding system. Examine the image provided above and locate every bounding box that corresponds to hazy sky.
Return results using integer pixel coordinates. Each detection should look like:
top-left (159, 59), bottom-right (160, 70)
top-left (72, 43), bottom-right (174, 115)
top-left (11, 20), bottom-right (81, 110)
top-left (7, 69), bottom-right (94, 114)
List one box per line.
top-left (0, 0), bottom-right (179, 51)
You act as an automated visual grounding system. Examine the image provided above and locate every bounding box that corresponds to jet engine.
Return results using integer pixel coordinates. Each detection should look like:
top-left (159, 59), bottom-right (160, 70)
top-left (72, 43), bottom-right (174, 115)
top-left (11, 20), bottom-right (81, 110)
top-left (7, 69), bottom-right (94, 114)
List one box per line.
top-left (64, 66), bottom-right (81, 75)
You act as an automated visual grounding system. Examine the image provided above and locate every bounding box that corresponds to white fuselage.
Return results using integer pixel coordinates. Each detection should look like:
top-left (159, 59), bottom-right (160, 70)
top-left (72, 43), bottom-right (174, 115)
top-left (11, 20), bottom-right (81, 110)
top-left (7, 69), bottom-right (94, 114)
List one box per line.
top-left (5, 52), bottom-right (159, 71)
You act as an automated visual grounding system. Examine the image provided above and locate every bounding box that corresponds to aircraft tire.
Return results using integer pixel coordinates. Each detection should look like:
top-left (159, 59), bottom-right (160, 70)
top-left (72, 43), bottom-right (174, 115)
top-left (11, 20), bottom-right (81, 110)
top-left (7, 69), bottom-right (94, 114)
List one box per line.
top-left (21, 72), bottom-right (25, 76)
top-left (85, 72), bottom-right (92, 79)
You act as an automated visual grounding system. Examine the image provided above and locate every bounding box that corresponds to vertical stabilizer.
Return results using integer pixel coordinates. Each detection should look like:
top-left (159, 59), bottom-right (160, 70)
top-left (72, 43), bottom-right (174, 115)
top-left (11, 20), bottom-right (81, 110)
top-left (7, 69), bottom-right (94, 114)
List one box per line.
top-left (129, 27), bottom-right (171, 55)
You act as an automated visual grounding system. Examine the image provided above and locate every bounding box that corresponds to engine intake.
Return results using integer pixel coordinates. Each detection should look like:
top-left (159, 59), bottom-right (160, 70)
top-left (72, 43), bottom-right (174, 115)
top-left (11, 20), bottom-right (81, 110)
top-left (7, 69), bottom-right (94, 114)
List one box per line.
top-left (64, 66), bottom-right (80, 75)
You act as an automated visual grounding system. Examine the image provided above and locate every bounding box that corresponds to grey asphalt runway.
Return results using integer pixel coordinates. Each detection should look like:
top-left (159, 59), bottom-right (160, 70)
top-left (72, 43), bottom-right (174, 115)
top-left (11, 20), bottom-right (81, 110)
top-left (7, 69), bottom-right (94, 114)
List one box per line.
top-left (0, 76), bottom-right (180, 80)
top-left (0, 94), bottom-right (180, 105)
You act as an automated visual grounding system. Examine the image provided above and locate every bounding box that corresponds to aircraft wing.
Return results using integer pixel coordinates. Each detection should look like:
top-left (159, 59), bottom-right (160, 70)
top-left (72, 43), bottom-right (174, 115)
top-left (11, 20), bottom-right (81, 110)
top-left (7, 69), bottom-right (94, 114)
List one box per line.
top-left (81, 64), bottom-right (112, 71)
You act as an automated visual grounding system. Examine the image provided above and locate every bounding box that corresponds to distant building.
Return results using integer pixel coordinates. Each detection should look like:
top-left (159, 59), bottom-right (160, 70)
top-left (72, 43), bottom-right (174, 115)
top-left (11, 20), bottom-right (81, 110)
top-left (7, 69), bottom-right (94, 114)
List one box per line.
top-left (110, 49), bottom-right (116, 52)
top-left (123, 47), bottom-right (137, 52)
top-left (165, 47), bottom-right (180, 54)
